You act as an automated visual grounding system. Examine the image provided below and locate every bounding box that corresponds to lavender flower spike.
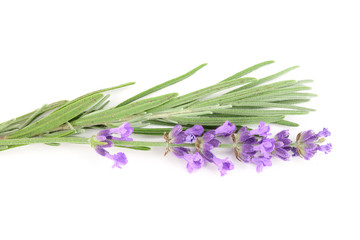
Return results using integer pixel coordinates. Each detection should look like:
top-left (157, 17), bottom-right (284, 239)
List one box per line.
top-left (295, 128), bottom-right (332, 160)
top-left (92, 122), bottom-right (133, 168)
top-left (166, 125), bottom-right (190, 158)
top-left (272, 130), bottom-right (292, 161)
top-left (195, 130), bottom-right (221, 162)
top-left (233, 127), bottom-right (258, 162)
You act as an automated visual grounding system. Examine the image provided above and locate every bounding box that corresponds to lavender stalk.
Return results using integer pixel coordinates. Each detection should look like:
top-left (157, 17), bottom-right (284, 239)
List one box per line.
top-left (0, 61), bottom-right (318, 158)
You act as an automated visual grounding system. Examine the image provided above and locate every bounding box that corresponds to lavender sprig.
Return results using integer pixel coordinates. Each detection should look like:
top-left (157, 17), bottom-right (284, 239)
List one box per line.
top-left (0, 61), bottom-right (331, 174)
top-left (87, 121), bottom-right (332, 176)
top-left (1, 61), bottom-right (316, 151)
top-left (0, 121), bottom-right (332, 175)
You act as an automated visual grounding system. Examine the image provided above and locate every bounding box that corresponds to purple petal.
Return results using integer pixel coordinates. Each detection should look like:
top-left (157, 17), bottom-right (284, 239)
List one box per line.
top-left (172, 132), bottom-right (187, 144)
top-left (97, 129), bottom-right (111, 137)
top-left (300, 130), bottom-right (317, 143)
top-left (317, 128), bottom-right (331, 138)
top-left (169, 125), bottom-right (187, 144)
top-left (95, 146), bottom-right (107, 156)
top-left (186, 163), bottom-right (194, 173)
top-left (110, 122), bottom-right (134, 138)
top-left (274, 148), bottom-right (291, 161)
top-left (200, 150), bottom-right (215, 162)
top-left (169, 125), bottom-right (183, 139)
top-left (212, 157), bottom-right (234, 176)
top-left (202, 130), bottom-right (216, 142)
top-left (184, 153), bottom-right (205, 173)
top-left (185, 134), bottom-right (197, 143)
top-left (252, 156), bottom-right (272, 173)
top-left (237, 127), bottom-right (255, 143)
top-left (256, 164), bottom-right (264, 173)
top-left (215, 120), bottom-right (236, 137)
top-left (111, 152), bottom-right (128, 168)
top-left (253, 138), bottom-right (275, 158)
top-left (95, 135), bottom-right (107, 142)
top-left (275, 130), bottom-right (289, 140)
top-left (207, 139), bottom-right (221, 148)
top-left (184, 125), bottom-right (204, 143)
top-left (250, 121), bottom-right (271, 137)
top-left (185, 125), bottom-right (204, 137)
top-left (172, 147), bottom-right (190, 158)
top-left (317, 143), bottom-right (332, 154)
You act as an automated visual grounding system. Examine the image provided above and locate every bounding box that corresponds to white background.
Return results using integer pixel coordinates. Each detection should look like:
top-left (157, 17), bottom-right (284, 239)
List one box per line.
top-left (0, 1), bottom-right (358, 239)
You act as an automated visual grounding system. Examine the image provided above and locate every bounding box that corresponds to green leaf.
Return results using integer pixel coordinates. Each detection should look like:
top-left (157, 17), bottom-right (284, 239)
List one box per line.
top-left (274, 99), bottom-right (310, 104)
top-left (43, 129), bottom-right (78, 138)
top-left (226, 66), bottom-right (299, 93)
top-left (168, 115), bottom-right (284, 126)
top-left (18, 104), bottom-right (48, 129)
top-left (0, 100), bottom-right (68, 133)
top-left (148, 77), bottom-right (256, 112)
top-left (45, 143), bottom-right (61, 146)
top-left (190, 80), bottom-right (297, 108)
top-left (221, 60), bottom-right (275, 82)
top-left (69, 82), bottom-right (135, 105)
top-left (8, 93), bottom-right (104, 138)
top-left (116, 63), bottom-right (207, 107)
top-left (275, 120), bottom-right (300, 127)
top-left (212, 108), bottom-right (308, 116)
top-left (133, 127), bottom-right (172, 135)
top-left (232, 102), bottom-right (315, 111)
top-left (84, 94), bottom-right (111, 114)
top-left (0, 145), bottom-right (8, 150)
top-left (72, 93), bottom-right (178, 127)
top-left (244, 93), bottom-right (317, 102)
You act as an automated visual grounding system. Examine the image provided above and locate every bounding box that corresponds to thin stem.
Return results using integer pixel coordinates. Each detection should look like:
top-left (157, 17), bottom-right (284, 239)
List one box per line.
top-left (113, 140), bottom-right (235, 148)
top-left (0, 137), bottom-right (89, 145)
top-left (0, 137), bottom-right (235, 149)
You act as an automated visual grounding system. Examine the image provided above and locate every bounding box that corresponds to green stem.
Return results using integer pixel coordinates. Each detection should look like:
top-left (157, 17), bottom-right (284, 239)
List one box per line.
top-left (113, 140), bottom-right (235, 148)
top-left (0, 137), bottom-right (235, 149)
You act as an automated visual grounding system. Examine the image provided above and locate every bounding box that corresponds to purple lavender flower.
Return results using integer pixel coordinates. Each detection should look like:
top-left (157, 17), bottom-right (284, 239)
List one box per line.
top-left (93, 122), bottom-right (133, 168)
top-left (165, 125), bottom-right (191, 158)
top-left (168, 125), bottom-right (187, 144)
top-left (253, 138), bottom-right (275, 158)
top-left (317, 143), bottom-right (332, 154)
top-left (184, 125), bottom-right (204, 143)
top-left (251, 156), bottom-right (272, 173)
top-left (295, 128), bottom-right (332, 160)
top-left (249, 121), bottom-right (271, 137)
top-left (215, 120), bottom-right (236, 137)
top-left (183, 152), bottom-right (205, 173)
top-left (317, 128), bottom-right (331, 138)
top-left (212, 156), bottom-right (234, 176)
top-left (232, 122), bottom-right (275, 172)
top-left (196, 130), bottom-right (221, 162)
top-left (272, 130), bottom-right (292, 161)
top-left (233, 126), bottom-right (258, 162)
top-left (171, 147), bottom-right (190, 159)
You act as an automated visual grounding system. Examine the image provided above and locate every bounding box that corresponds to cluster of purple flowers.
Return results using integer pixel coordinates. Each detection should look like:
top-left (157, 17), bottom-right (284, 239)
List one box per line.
top-left (165, 121), bottom-right (332, 175)
top-left (92, 121), bottom-right (332, 175)
top-left (93, 122), bottom-right (134, 168)
top-left (166, 121), bottom-right (236, 176)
